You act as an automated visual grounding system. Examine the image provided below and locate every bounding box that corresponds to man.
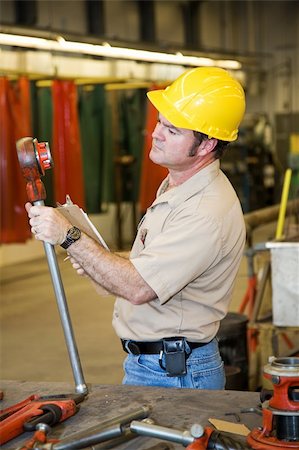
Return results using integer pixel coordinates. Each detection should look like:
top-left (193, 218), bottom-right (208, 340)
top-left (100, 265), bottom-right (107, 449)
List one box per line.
top-left (26, 67), bottom-right (246, 390)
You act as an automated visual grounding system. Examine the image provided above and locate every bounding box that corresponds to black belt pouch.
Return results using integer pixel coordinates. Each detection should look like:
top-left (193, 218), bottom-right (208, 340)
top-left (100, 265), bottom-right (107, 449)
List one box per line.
top-left (163, 337), bottom-right (187, 377)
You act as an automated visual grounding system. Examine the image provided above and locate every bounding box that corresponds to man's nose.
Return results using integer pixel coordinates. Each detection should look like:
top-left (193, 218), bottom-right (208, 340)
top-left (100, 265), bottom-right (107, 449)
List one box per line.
top-left (152, 123), bottom-right (163, 140)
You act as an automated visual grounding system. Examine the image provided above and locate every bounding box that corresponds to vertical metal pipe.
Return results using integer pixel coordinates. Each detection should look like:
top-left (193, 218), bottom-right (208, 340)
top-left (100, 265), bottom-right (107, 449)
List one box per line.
top-left (34, 200), bottom-right (87, 395)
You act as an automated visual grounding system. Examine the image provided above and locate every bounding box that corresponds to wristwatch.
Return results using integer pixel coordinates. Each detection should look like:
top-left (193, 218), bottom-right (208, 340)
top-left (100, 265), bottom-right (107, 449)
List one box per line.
top-left (60, 226), bottom-right (81, 249)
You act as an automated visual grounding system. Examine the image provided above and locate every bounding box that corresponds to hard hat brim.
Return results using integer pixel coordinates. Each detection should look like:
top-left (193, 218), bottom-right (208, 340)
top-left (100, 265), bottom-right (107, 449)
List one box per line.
top-left (147, 89), bottom-right (194, 132)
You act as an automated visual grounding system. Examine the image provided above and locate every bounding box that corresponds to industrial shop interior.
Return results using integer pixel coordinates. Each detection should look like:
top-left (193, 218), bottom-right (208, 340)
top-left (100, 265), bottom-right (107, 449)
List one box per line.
top-left (0, 1), bottom-right (298, 449)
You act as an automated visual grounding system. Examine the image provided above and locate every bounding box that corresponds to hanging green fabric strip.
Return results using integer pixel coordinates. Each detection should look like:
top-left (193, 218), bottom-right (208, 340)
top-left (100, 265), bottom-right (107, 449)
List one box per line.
top-left (102, 91), bottom-right (114, 204)
top-left (99, 86), bottom-right (115, 206)
top-left (118, 90), bottom-right (146, 202)
top-left (79, 84), bottom-right (115, 212)
top-left (35, 86), bottom-right (54, 206)
top-left (79, 84), bottom-right (102, 213)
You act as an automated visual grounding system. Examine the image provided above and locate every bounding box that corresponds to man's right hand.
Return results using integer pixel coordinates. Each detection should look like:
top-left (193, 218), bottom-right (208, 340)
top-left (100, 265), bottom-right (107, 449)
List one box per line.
top-left (69, 255), bottom-right (110, 296)
top-left (69, 256), bottom-right (86, 277)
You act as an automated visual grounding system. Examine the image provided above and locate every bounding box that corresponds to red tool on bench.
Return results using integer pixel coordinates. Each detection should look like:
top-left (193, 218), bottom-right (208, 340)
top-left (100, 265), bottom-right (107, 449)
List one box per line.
top-left (247, 356), bottom-right (299, 449)
top-left (0, 393), bottom-right (85, 445)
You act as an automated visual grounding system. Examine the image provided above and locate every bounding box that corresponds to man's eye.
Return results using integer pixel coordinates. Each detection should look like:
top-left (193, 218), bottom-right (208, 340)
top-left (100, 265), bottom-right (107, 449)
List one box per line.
top-left (168, 128), bottom-right (176, 135)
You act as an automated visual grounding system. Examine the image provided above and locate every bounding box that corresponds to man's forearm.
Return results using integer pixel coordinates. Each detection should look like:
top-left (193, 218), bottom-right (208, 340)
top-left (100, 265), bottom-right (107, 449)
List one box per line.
top-left (67, 233), bottom-right (156, 305)
top-left (25, 202), bottom-right (155, 304)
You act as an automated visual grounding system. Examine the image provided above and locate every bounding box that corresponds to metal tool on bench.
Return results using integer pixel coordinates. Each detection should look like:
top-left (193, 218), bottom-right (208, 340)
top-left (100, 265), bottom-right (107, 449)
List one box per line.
top-left (130, 420), bottom-right (251, 449)
top-left (12, 406), bottom-right (151, 450)
top-left (17, 423), bottom-right (57, 450)
top-left (16, 137), bottom-right (88, 396)
top-left (247, 356), bottom-right (299, 449)
top-left (52, 405), bottom-right (151, 450)
top-left (0, 393), bottom-right (85, 445)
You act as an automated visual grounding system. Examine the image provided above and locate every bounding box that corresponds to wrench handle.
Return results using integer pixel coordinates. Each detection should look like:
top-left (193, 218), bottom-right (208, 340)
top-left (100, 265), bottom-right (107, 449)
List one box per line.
top-left (34, 200), bottom-right (88, 395)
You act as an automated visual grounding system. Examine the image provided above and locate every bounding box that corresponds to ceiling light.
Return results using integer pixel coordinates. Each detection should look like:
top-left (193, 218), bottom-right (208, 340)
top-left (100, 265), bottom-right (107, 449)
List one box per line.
top-left (0, 33), bottom-right (242, 69)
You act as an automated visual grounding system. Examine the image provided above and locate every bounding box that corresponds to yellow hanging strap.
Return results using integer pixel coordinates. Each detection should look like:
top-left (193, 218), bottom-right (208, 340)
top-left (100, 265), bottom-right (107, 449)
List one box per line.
top-left (276, 168), bottom-right (292, 239)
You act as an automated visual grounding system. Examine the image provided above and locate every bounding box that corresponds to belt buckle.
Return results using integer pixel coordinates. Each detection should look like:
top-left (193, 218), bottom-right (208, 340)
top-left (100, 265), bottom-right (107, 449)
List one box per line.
top-left (127, 341), bottom-right (140, 355)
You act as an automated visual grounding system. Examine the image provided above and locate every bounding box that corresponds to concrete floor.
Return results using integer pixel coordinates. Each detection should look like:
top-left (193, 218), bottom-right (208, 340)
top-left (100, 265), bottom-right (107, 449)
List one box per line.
top-left (1, 222), bottom-right (291, 389)
top-left (0, 253), bottom-right (124, 386)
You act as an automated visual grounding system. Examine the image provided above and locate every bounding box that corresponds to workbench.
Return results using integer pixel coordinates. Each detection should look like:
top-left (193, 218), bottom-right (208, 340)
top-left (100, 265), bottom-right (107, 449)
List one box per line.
top-left (1, 380), bottom-right (261, 449)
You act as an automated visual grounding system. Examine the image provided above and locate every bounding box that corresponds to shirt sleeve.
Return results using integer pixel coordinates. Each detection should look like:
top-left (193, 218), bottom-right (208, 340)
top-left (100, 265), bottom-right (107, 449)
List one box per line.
top-left (131, 210), bottom-right (223, 304)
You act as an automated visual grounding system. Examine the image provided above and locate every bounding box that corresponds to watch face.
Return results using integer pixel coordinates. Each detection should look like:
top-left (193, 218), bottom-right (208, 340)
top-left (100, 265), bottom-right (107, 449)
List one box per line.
top-left (69, 227), bottom-right (81, 240)
top-left (61, 226), bottom-right (81, 249)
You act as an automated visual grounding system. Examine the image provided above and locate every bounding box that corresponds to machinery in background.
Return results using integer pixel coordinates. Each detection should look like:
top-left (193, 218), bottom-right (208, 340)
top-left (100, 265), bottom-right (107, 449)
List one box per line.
top-left (222, 113), bottom-right (276, 213)
top-left (247, 356), bottom-right (299, 449)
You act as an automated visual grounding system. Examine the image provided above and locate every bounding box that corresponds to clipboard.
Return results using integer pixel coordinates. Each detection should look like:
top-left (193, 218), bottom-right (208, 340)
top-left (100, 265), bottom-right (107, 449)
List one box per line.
top-left (57, 195), bottom-right (109, 250)
top-left (57, 195), bottom-right (110, 296)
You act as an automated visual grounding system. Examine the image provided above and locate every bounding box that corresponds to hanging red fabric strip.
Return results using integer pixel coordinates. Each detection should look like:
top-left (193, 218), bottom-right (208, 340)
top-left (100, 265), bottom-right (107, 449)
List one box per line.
top-left (11, 77), bottom-right (33, 242)
top-left (139, 89), bottom-right (168, 213)
top-left (0, 77), bottom-right (32, 243)
top-left (52, 80), bottom-right (86, 209)
top-left (0, 77), bottom-right (15, 243)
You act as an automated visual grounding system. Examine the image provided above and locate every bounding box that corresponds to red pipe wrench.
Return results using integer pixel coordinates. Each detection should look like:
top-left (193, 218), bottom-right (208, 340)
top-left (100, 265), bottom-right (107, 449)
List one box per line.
top-left (0, 393), bottom-right (85, 445)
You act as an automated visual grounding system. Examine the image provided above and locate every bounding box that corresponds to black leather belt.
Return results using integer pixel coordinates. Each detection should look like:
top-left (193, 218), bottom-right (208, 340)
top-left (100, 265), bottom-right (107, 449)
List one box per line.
top-left (121, 338), bottom-right (209, 355)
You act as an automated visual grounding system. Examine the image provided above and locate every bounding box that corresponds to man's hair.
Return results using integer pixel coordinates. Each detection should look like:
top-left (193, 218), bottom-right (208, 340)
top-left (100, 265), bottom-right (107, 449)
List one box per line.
top-left (193, 131), bottom-right (229, 159)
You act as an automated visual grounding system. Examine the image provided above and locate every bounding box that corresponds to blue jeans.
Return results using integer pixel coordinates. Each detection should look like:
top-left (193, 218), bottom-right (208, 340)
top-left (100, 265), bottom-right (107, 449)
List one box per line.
top-left (122, 338), bottom-right (225, 389)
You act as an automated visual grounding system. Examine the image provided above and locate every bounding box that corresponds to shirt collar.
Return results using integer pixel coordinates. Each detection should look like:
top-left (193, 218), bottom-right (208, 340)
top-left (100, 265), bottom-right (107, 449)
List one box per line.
top-left (151, 160), bottom-right (220, 209)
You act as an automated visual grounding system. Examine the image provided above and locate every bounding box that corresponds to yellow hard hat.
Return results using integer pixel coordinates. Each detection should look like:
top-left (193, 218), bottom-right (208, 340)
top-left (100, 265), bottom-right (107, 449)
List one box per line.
top-left (147, 67), bottom-right (246, 141)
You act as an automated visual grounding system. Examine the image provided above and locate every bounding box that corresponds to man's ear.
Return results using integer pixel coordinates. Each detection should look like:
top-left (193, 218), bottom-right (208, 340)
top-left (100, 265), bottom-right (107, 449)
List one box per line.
top-left (198, 138), bottom-right (218, 156)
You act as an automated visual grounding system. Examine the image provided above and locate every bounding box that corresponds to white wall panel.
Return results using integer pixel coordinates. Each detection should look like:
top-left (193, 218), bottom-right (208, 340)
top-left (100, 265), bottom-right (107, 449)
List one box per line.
top-left (149, 63), bottom-right (185, 82)
top-left (112, 59), bottom-right (148, 79)
top-left (0, 49), bottom-right (114, 79)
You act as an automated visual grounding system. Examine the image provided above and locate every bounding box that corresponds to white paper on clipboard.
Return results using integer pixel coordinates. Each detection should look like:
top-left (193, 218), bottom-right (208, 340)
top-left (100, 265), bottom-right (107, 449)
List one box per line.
top-left (57, 195), bottom-right (110, 296)
top-left (57, 195), bottom-right (109, 250)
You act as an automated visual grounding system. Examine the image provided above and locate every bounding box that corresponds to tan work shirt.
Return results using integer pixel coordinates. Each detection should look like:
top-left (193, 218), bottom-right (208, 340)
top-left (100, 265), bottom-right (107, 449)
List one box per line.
top-left (113, 160), bottom-right (246, 342)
